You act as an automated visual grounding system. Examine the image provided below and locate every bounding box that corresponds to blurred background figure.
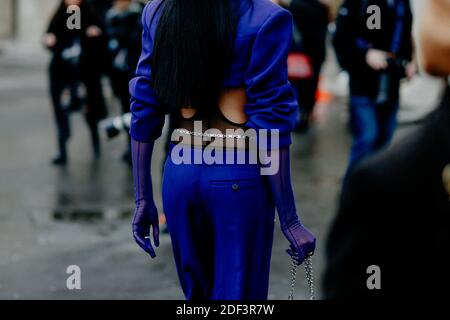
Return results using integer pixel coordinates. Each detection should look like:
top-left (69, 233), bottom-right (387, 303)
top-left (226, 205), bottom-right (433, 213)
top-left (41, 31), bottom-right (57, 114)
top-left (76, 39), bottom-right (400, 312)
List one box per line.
top-left (44, 0), bottom-right (108, 165)
top-left (88, 0), bottom-right (114, 21)
top-left (333, 0), bottom-right (414, 170)
top-left (104, 0), bottom-right (143, 164)
top-left (324, 0), bottom-right (450, 299)
top-left (274, 0), bottom-right (331, 133)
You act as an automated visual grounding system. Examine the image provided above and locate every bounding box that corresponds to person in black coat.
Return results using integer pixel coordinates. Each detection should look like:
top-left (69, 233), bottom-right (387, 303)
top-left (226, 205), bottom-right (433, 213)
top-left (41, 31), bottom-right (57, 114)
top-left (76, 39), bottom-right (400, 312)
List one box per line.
top-left (333, 0), bottom-right (414, 170)
top-left (45, 0), bottom-right (108, 165)
top-left (104, 0), bottom-right (143, 163)
top-left (323, 85), bottom-right (450, 299)
top-left (87, 0), bottom-right (114, 21)
top-left (274, 0), bottom-right (330, 132)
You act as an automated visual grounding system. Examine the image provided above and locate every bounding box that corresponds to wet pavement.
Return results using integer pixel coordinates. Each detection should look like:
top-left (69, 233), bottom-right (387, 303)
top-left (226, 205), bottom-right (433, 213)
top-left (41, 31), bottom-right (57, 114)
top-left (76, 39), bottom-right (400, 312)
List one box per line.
top-left (0, 47), bottom-right (430, 300)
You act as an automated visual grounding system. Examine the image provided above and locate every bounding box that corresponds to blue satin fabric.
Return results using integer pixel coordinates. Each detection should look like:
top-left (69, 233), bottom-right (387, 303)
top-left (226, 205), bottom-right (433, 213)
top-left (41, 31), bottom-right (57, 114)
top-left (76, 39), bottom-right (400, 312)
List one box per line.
top-left (129, 0), bottom-right (298, 300)
top-left (129, 0), bottom-right (298, 148)
top-left (162, 145), bottom-right (275, 300)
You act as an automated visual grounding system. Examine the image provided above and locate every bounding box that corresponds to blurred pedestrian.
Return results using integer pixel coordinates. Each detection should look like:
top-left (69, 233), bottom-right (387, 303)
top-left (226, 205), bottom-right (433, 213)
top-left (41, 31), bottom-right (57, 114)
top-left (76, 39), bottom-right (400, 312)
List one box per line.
top-left (44, 0), bottom-right (108, 165)
top-left (87, 0), bottom-right (114, 21)
top-left (333, 0), bottom-right (414, 170)
top-left (86, 0), bottom-right (114, 74)
top-left (274, 0), bottom-right (331, 132)
top-left (105, 0), bottom-right (143, 163)
top-left (324, 0), bottom-right (450, 299)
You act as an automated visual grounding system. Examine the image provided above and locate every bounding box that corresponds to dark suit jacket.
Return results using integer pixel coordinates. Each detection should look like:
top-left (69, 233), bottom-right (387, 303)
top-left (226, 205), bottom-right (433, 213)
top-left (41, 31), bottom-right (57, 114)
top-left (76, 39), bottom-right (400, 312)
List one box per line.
top-left (288, 0), bottom-right (329, 66)
top-left (324, 86), bottom-right (450, 299)
top-left (333, 0), bottom-right (413, 77)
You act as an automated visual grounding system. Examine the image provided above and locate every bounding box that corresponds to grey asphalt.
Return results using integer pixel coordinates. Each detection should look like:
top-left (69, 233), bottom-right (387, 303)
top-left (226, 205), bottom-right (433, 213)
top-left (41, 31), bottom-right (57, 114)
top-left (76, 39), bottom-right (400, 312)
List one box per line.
top-left (0, 47), bottom-right (424, 300)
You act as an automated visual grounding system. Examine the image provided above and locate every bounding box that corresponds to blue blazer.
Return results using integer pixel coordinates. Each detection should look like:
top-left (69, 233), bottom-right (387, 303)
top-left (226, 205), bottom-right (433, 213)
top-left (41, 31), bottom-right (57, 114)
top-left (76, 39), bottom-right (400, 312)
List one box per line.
top-left (129, 0), bottom-right (298, 148)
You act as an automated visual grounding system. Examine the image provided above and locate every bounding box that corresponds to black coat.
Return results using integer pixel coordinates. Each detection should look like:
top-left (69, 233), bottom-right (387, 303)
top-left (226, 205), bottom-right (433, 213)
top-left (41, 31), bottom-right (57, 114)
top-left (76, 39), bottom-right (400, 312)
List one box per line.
top-left (104, 3), bottom-right (143, 75)
top-left (288, 0), bottom-right (329, 67)
top-left (333, 0), bottom-right (413, 77)
top-left (87, 0), bottom-right (113, 21)
top-left (47, 2), bottom-right (109, 120)
top-left (324, 86), bottom-right (450, 299)
top-left (47, 2), bottom-right (108, 74)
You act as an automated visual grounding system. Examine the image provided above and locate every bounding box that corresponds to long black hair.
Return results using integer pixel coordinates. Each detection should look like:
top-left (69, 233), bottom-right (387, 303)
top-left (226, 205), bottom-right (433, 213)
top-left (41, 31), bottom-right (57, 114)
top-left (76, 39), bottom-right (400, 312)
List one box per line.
top-left (152, 0), bottom-right (238, 111)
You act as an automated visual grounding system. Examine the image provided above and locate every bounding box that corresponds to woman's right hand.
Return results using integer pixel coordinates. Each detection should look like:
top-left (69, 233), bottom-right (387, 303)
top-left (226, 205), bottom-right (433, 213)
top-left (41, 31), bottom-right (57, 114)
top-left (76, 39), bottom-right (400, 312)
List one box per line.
top-left (282, 219), bottom-right (316, 265)
top-left (265, 146), bottom-right (316, 264)
top-left (132, 200), bottom-right (160, 259)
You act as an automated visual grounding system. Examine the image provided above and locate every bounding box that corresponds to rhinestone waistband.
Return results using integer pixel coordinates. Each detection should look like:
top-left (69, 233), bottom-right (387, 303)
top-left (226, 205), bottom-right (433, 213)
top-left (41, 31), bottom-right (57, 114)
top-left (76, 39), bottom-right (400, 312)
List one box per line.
top-left (174, 128), bottom-right (252, 140)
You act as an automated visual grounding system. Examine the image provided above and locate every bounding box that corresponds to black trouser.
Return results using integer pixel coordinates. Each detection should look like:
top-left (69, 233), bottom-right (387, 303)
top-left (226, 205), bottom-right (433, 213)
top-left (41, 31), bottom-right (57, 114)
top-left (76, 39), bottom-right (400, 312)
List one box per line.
top-left (109, 67), bottom-right (132, 158)
top-left (109, 68), bottom-right (131, 114)
top-left (295, 72), bottom-right (320, 116)
top-left (292, 60), bottom-right (322, 123)
top-left (49, 61), bottom-right (106, 158)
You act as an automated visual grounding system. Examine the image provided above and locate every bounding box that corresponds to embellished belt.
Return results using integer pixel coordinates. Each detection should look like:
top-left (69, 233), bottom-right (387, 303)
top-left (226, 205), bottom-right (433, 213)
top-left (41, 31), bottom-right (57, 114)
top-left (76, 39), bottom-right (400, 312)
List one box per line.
top-left (173, 128), bottom-right (251, 140)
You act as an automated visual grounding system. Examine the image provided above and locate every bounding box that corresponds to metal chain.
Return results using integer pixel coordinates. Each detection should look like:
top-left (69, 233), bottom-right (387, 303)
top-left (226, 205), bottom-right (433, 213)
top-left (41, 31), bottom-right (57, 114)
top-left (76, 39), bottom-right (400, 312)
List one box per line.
top-left (288, 255), bottom-right (315, 300)
top-left (173, 128), bottom-right (253, 140)
top-left (288, 258), bottom-right (299, 300)
top-left (304, 256), bottom-right (315, 300)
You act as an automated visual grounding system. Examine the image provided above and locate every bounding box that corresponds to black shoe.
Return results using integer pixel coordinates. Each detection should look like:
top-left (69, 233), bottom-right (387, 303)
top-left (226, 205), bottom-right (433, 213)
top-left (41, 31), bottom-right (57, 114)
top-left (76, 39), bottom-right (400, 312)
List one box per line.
top-left (51, 155), bottom-right (67, 166)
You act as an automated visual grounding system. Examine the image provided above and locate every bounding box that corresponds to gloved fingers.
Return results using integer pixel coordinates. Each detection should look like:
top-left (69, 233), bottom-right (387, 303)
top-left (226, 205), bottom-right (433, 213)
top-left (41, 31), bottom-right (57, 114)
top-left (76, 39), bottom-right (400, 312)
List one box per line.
top-left (286, 248), bottom-right (297, 261)
top-left (297, 242), bottom-right (315, 258)
top-left (305, 241), bottom-right (316, 257)
top-left (292, 237), bottom-right (316, 258)
top-left (289, 243), bottom-right (304, 255)
top-left (152, 220), bottom-right (160, 248)
top-left (287, 246), bottom-right (305, 265)
top-left (133, 228), bottom-right (156, 259)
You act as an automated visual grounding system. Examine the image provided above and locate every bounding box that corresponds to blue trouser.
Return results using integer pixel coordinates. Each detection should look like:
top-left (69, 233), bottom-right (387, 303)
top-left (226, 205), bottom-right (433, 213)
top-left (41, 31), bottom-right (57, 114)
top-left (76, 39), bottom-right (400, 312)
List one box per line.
top-left (348, 95), bottom-right (399, 168)
top-left (162, 145), bottom-right (275, 300)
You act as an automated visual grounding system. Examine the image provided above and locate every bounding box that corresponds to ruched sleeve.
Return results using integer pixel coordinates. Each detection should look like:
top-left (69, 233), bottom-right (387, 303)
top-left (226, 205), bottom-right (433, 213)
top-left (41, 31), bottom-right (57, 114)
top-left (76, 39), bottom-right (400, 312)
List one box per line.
top-left (244, 9), bottom-right (298, 149)
top-left (129, 2), bottom-right (166, 142)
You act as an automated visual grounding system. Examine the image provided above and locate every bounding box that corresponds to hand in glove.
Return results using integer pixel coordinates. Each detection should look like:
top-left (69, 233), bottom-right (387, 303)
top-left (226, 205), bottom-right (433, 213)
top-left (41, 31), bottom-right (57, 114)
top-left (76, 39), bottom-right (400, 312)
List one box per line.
top-left (131, 138), bottom-right (160, 258)
top-left (267, 147), bottom-right (316, 264)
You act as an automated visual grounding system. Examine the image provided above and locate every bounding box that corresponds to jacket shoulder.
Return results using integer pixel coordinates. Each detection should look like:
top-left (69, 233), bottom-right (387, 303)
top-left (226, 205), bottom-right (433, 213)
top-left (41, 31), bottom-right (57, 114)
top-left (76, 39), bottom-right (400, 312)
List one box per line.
top-left (240, 0), bottom-right (292, 36)
top-left (141, 0), bottom-right (165, 28)
top-left (251, 0), bottom-right (292, 22)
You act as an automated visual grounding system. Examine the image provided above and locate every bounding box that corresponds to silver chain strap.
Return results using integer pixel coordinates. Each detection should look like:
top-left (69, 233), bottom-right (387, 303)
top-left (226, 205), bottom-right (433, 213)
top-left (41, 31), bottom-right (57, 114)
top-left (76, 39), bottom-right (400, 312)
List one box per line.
top-left (288, 258), bottom-right (299, 300)
top-left (288, 255), bottom-right (315, 300)
top-left (304, 256), bottom-right (315, 300)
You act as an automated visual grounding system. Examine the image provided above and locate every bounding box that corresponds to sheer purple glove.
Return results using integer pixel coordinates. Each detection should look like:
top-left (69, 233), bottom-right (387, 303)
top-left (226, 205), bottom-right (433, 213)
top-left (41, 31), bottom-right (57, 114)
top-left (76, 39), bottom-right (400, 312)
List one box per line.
top-left (131, 138), bottom-right (160, 258)
top-left (283, 220), bottom-right (316, 265)
top-left (267, 147), bottom-right (316, 265)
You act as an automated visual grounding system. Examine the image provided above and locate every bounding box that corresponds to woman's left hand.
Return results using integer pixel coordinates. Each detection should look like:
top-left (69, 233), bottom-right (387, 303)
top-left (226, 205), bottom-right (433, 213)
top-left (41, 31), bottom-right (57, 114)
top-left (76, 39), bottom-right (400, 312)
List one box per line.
top-left (132, 200), bottom-right (160, 259)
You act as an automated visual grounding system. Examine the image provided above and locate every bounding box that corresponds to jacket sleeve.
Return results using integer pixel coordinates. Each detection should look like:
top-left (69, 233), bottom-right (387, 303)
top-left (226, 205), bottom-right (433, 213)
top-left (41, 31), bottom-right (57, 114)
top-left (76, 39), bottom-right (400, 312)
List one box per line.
top-left (333, 0), bottom-right (368, 72)
top-left (244, 9), bottom-right (298, 149)
top-left (129, 2), bottom-right (166, 143)
top-left (290, 0), bottom-right (329, 27)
